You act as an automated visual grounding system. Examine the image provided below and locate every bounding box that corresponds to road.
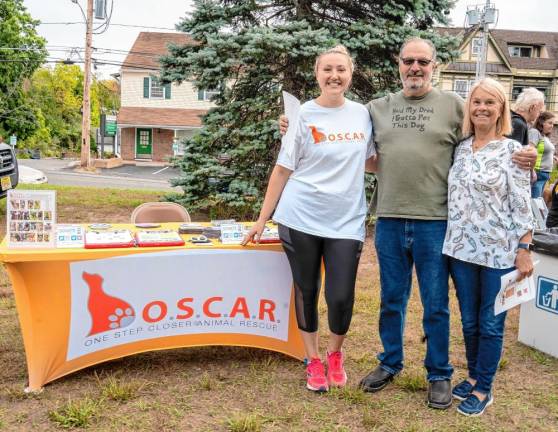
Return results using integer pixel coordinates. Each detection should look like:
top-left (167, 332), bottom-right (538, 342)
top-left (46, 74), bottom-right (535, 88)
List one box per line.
top-left (18, 159), bottom-right (182, 191)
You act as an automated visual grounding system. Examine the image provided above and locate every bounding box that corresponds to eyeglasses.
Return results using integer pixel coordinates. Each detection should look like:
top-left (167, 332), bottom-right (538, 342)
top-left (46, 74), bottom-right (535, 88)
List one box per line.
top-left (400, 57), bottom-right (434, 67)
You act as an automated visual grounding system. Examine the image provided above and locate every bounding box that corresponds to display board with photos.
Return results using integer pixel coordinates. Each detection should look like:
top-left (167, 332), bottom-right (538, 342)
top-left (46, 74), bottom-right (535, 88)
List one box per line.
top-left (7, 190), bottom-right (56, 248)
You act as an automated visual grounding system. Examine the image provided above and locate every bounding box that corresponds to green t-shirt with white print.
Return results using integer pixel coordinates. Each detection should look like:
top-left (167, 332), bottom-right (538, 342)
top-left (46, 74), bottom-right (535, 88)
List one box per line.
top-left (366, 87), bottom-right (464, 220)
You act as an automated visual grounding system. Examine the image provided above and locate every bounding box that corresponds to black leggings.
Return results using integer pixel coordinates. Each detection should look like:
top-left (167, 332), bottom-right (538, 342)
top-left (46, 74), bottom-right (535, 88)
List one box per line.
top-left (278, 224), bottom-right (363, 335)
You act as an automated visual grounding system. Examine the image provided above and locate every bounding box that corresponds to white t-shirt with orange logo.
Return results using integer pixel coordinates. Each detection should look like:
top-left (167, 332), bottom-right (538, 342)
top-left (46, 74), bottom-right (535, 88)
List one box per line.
top-left (273, 99), bottom-right (375, 241)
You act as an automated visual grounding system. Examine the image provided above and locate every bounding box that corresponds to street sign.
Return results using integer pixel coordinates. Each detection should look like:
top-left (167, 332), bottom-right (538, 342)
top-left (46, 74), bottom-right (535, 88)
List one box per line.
top-left (9, 135), bottom-right (17, 147)
top-left (104, 115), bottom-right (117, 137)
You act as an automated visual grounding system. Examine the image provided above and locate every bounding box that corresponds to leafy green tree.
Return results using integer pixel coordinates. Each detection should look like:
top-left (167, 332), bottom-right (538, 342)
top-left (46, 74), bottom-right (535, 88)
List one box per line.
top-left (0, 0), bottom-right (47, 139)
top-left (24, 65), bottom-right (84, 154)
top-left (93, 79), bottom-right (121, 117)
top-left (161, 0), bottom-right (459, 217)
top-left (22, 66), bottom-right (120, 156)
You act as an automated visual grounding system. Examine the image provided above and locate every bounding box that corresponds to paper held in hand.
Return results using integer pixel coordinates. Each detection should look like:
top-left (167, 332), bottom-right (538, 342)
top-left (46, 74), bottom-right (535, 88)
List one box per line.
top-left (281, 91), bottom-right (301, 160)
top-left (494, 266), bottom-right (537, 315)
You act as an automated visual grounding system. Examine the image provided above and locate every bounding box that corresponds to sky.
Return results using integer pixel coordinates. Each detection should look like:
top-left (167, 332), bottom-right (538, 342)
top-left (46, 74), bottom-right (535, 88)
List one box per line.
top-left (22, 0), bottom-right (558, 79)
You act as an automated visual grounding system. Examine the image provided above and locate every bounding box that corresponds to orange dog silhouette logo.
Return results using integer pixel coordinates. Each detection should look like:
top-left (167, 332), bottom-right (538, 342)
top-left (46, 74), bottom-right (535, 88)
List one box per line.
top-left (309, 125), bottom-right (326, 144)
top-left (82, 272), bottom-right (135, 336)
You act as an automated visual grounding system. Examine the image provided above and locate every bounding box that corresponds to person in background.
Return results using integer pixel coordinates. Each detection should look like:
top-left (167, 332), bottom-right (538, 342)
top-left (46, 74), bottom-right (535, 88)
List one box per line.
top-left (508, 87), bottom-right (545, 147)
top-left (443, 78), bottom-right (534, 416)
top-left (530, 111), bottom-right (556, 198)
top-left (244, 45), bottom-right (375, 393)
top-left (546, 179), bottom-right (558, 228)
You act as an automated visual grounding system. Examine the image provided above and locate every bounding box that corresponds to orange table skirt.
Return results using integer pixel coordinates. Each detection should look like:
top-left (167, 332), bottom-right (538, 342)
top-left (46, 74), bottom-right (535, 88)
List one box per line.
top-left (0, 224), bottom-right (304, 391)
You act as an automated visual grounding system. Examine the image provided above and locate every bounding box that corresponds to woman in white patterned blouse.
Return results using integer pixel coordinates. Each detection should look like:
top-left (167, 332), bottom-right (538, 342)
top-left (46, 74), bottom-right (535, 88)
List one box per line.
top-left (442, 78), bottom-right (534, 416)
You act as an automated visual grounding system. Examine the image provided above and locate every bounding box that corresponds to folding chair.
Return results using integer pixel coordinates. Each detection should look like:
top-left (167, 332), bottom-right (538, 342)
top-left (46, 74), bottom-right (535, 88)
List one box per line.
top-left (130, 202), bottom-right (191, 223)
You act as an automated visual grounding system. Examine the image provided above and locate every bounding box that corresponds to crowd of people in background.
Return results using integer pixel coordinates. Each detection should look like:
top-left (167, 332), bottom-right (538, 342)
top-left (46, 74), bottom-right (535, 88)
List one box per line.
top-left (249, 35), bottom-right (556, 417)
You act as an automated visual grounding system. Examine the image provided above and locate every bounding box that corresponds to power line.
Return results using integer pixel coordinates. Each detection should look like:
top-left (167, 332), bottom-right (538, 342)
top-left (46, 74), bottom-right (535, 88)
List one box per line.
top-left (1, 46), bottom-right (167, 62)
top-left (40, 21), bottom-right (176, 31)
top-left (2, 47), bottom-right (175, 61)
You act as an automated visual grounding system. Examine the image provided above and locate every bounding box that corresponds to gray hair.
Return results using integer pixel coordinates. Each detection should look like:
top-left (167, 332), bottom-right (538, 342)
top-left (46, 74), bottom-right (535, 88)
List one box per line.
top-left (399, 37), bottom-right (437, 61)
top-left (514, 87), bottom-right (545, 111)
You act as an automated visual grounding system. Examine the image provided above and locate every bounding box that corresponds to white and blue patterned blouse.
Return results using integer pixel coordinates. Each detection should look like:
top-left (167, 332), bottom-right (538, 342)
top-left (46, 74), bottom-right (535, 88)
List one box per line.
top-left (442, 136), bottom-right (534, 269)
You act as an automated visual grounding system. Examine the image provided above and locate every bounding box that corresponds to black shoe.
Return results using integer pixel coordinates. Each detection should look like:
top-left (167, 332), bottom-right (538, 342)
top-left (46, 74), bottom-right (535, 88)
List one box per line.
top-left (359, 365), bottom-right (395, 393)
top-left (427, 379), bottom-right (452, 409)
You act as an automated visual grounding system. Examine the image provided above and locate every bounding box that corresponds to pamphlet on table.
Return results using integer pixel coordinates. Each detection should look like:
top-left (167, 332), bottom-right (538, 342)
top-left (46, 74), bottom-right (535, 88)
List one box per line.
top-left (135, 229), bottom-right (185, 247)
top-left (85, 229), bottom-right (135, 249)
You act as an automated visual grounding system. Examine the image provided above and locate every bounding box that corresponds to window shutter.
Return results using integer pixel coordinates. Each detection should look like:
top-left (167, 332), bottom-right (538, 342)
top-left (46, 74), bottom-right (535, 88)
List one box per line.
top-left (143, 77), bottom-right (150, 98)
top-left (198, 89), bottom-right (204, 100)
top-left (164, 83), bottom-right (171, 99)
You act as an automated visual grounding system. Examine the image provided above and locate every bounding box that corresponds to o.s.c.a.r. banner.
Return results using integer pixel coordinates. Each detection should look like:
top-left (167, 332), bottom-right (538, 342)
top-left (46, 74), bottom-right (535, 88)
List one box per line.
top-left (67, 249), bottom-right (292, 361)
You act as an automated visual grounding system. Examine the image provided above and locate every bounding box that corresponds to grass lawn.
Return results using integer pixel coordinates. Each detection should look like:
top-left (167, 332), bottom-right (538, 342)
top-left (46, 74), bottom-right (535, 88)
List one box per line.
top-left (0, 185), bottom-right (557, 431)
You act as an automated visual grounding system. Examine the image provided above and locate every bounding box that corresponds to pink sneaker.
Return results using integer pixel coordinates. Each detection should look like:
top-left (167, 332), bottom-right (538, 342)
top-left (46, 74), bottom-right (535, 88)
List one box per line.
top-left (326, 351), bottom-right (347, 387)
top-left (306, 358), bottom-right (329, 392)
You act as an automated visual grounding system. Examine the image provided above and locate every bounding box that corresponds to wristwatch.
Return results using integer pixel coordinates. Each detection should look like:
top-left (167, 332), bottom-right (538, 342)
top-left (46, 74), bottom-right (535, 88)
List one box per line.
top-left (517, 242), bottom-right (531, 251)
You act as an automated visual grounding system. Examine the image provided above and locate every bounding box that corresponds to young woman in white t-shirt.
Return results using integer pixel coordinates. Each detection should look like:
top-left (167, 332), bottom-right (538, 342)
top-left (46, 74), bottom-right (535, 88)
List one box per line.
top-left (243, 46), bottom-right (375, 393)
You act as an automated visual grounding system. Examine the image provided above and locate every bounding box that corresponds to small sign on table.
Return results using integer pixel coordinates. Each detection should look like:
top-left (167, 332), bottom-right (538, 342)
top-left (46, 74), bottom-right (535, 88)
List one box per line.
top-left (220, 223), bottom-right (244, 245)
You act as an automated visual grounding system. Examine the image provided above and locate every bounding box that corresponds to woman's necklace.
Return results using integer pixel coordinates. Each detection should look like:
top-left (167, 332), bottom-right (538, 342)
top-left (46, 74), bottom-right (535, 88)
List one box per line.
top-left (472, 136), bottom-right (498, 152)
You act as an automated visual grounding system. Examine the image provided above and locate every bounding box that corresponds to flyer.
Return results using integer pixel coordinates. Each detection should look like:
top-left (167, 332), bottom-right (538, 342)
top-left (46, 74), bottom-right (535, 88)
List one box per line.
top-left (495, 268), bottom-right (537, 315)
top-left (281, 91), bottom-right (301, 160)
top-left (7, 189), bottom-right (56, 248)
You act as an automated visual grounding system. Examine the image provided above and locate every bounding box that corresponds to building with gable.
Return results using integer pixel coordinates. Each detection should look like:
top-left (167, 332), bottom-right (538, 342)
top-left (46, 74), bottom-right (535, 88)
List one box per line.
top-left (116, 32), bottom-right (215, 163)
top-left (436, 27), bottom-right (558, 137)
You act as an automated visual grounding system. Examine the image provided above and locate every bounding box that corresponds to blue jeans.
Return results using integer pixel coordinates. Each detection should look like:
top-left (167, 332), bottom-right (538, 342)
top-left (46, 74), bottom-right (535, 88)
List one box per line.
top-left (532, 170), bottom-right (550, 198)
top-left (375, 218), bottom-right (452, 381)
top-left (449, 258), bottom-right (513, 394)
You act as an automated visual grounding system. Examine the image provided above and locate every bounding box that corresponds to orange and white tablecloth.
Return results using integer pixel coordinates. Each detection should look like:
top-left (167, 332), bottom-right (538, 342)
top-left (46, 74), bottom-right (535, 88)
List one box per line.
top-left (0, 223), bottom-right (303, 391)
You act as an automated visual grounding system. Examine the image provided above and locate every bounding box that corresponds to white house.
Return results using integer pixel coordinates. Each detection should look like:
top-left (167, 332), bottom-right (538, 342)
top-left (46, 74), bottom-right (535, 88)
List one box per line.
top-left (116, 32), bottom-right (215, 162)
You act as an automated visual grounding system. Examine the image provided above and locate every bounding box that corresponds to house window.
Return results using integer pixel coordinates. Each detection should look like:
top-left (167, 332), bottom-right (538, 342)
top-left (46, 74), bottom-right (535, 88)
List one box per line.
top-left (453, 79), bottom-right (476, 99)
top-left (143, 76), bottom-right (171, 99)
top-left (508, 46), bottom-right (532, 58)
top-left (150, 78), bottom-right (164, 99)
top-left (198, 88), bottom-right (219, 101)
top-left (471, 37), bottom-right (483, 56)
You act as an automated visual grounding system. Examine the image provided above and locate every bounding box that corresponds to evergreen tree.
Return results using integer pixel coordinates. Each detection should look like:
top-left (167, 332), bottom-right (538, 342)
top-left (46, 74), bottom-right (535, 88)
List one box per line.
top-left (161, 0), bottom-right (459, 217)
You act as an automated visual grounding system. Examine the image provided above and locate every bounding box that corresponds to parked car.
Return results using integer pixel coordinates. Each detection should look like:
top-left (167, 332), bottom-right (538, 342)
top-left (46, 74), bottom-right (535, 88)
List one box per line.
top-left (18, 165), bottom-right (47, 184)
top-left (0, 142), bottom-right (19, 198)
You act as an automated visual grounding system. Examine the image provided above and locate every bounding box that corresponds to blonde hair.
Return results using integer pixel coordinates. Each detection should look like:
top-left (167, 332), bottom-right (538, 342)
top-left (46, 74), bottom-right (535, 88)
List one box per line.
top-left (462, 78), bottom-right (512, 137)
top-left (314, 45), bottom-right (354, 74)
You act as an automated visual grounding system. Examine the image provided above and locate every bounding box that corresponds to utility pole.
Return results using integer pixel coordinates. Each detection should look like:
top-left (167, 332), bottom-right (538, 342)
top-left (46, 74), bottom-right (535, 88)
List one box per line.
top-left (466, 1), bottom-right (498, 81)
top-left (80, 0), bottom-right (94, 168)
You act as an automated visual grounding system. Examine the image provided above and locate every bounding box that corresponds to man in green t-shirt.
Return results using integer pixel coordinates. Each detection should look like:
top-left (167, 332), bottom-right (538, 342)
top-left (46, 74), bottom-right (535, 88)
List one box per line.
top-left (358, 37), bottom-right (536, 410)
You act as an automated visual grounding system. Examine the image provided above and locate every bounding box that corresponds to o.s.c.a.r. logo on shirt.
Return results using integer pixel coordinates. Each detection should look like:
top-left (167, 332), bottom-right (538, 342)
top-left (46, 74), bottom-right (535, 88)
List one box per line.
top-left (308, 125), bottom-right (366, 144)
